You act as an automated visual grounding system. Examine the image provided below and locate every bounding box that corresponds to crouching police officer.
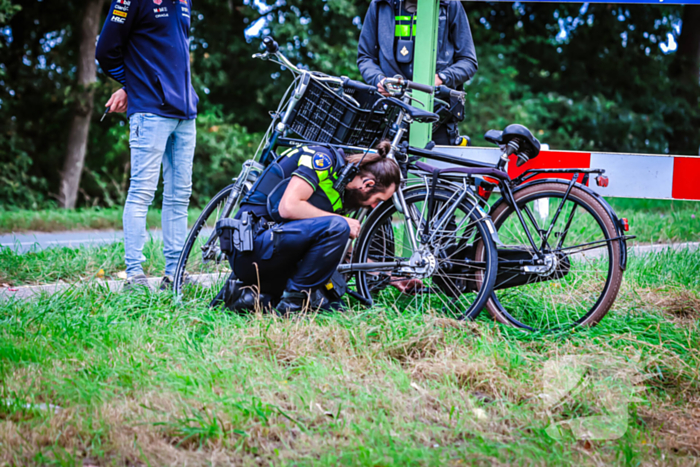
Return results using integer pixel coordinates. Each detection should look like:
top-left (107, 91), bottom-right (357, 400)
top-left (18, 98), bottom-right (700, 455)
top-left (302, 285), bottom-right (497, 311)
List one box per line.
top-left (215, 141), bottom-right (400, 314)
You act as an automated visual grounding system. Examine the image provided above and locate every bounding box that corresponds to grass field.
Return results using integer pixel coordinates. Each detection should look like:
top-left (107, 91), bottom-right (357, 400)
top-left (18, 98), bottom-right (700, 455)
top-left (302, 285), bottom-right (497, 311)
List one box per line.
top-left (0, 248), bottom-right (698, 465)
top-left (0, 208), bottom-right (203, 234)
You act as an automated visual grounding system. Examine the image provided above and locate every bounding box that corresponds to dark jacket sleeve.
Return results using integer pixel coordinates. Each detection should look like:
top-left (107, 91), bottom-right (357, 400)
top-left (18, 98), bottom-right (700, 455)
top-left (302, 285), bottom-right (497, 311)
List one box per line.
top-left (440, 3), bottom-right (478, 88)
top-left (357, 1), bottom-right (386, 86)
top-left (95, 0), bottom-right (139, 87)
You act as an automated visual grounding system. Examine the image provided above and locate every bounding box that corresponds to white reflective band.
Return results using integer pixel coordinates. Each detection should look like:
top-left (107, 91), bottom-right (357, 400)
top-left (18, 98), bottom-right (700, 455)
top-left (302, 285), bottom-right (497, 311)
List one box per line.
top-left (588, 153), bottom-right (673, 199)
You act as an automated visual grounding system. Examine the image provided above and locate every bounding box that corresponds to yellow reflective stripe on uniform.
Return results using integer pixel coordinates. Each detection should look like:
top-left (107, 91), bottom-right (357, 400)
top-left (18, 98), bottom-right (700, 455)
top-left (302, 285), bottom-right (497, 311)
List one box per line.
top-left (318, 179), bottom-right (343, 211)
top-left (317, 169), bottom-right (330, 182)
top-left (395, 24), bottom-right (416, 37)
top-left (299, 155), bottom-right (313, 169)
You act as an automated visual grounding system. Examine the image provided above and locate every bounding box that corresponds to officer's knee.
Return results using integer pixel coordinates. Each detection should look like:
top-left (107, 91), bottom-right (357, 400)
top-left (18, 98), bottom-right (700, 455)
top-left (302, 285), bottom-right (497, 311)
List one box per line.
top-left (326, 216), bottom-right (351, 239)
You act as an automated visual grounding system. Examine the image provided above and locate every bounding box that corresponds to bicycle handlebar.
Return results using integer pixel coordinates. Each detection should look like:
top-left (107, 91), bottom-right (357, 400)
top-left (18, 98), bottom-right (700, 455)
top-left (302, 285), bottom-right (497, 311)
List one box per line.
top-left (341, 77), bottom-right (377, 94)
top-left (263, 36), bottom-right (279, 54)
top-left (384, 77), bottom-right (433, 94)
top-left (407, 81), bottom-right (433, 94)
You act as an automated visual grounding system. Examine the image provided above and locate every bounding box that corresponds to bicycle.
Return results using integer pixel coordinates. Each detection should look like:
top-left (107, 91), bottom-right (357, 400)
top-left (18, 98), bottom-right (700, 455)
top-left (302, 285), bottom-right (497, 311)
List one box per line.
top-left (176, 36), bottom-right (634, 331)
top-left (173, 36), bottom-right (500, 319)
top-left (357, 111), bottom-right (634, 331)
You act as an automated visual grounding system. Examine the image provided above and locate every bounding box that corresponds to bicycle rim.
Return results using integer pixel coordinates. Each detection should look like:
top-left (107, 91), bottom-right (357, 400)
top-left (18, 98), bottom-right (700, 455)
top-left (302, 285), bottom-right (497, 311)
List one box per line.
top-left (482, 183), bottom-right (622, 331)
top-left (354, 188), bottom-right (497, 320)
top-left (173, 184), bottom-right (236, 299)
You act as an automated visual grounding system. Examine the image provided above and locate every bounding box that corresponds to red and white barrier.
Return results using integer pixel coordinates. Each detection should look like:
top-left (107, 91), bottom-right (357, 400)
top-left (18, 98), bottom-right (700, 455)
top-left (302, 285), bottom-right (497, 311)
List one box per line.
top-left (436, 146), bottom-right (700, 201)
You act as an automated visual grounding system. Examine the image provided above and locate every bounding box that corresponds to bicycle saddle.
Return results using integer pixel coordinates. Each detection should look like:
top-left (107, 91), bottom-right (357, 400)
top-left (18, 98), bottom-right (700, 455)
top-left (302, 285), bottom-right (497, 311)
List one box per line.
top-left (485, 124), bottom-right (541, 166)
top-left (385, 97), bottom-right (440, 123)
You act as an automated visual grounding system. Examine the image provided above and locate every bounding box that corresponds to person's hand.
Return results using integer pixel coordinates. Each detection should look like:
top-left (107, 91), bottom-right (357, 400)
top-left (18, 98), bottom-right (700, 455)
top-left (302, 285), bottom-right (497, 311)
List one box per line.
top-left (392, 277), bottom-right (424, 294)
top-left (106, 88), bottom-right (128, 113)
top-left (434, 74), bottom-right (444, 87)
top-left (377, 78), bottom-right (390, 97)
top-left (344, 217), bottom-right (361, 239)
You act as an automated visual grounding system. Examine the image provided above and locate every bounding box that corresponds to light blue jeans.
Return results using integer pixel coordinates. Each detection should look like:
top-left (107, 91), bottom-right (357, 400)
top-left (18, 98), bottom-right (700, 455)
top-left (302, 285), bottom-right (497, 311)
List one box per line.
top-left (124, 113), bottom-right (196, 278)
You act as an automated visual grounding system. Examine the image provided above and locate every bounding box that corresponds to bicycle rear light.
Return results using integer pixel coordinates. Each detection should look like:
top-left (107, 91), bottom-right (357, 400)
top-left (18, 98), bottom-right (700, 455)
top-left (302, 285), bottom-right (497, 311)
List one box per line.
top-left (620, 218), bottom-right (629, 232)
top-left (477, 179), bottom-right (495, 201)
top-left (596, 175), bottom-right (609, 187)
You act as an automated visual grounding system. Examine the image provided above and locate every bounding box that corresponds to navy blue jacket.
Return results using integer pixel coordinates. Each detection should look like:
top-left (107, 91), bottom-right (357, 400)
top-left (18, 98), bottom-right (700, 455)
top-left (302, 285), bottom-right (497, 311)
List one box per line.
top-left (357, 0), bottom-right (478, 89)
top-left (96, 0), bottom-right (198, 119)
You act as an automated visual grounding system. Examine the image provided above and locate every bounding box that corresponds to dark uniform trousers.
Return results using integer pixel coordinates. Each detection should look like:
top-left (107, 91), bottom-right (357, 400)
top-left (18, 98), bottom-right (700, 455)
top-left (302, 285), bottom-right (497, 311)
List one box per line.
top-left (230, 216), bottom-right (351, 298)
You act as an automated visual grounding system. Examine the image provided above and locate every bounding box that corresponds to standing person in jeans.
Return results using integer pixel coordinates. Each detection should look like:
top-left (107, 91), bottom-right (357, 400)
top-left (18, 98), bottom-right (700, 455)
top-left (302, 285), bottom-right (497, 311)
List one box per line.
top-left (357, 0), bottom-right (477, 145)
top-left (96, 0), bottom-right (199, 291)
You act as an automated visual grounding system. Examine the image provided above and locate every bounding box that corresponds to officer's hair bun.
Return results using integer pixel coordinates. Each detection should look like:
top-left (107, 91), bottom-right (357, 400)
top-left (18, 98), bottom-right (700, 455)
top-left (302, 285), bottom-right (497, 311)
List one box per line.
top-left (344, 140), bottom-right (401, 191)
top-left (345, 139), bottom-right (392, 167)
top-left (375, 140), bottom-right (392, 158)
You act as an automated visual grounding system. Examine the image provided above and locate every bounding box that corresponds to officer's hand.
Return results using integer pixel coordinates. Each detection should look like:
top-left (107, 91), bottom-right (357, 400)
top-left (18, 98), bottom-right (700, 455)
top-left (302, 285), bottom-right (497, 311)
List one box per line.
top-left (345, 217), bottom-right (361, 239)
top-left (392, 278), bottom-right (424, 294)
top-left (377, 78), bottom-right (391, 97)
top-left (434, 74), bottom-right (444, 87)
top-left (106, 88), bottom-right (128, 113)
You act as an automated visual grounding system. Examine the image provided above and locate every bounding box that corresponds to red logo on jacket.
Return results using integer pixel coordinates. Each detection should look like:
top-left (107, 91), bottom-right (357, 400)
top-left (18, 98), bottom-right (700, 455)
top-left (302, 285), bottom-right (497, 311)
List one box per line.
top-left (153, 0), bottom-right (162, 4)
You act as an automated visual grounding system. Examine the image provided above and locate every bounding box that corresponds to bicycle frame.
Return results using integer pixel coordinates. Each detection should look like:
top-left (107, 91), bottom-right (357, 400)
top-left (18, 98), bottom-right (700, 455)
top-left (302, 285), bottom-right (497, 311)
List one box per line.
top-left (201, 44), bottom-right (632, 299)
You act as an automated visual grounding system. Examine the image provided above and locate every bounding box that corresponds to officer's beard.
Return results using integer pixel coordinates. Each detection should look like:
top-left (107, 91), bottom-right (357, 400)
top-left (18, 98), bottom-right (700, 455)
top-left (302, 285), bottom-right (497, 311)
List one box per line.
top-left (343, 187), bottom-right (372, 211)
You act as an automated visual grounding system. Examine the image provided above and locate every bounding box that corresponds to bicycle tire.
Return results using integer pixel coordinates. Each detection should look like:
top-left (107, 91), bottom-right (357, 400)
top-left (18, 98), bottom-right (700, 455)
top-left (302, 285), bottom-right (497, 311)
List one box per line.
top-left (353, 187), bottom-right (498, 320)
top-left (173, 184), bottom-right (236, 297)
top-left (475, 182), bottom-right (623, 330)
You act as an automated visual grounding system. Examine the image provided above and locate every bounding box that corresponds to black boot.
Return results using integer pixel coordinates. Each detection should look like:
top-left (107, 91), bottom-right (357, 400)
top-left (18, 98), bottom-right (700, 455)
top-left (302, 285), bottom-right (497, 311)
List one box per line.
top-left (209, 276), bottom-right (242, 309)
top-left (276, 289), bottom-right (345, 315)
top-left (211, 278), bottom-right (272, 313)
top-left (230, 287), bottom-right (273, 312)
top-left (275, 290), bottom-right (309, 315)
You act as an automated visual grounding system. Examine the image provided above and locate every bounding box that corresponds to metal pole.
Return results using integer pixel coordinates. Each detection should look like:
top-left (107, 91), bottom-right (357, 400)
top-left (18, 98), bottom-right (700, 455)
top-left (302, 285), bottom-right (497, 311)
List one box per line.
top-left (409, 0), bottom-right (440, 148)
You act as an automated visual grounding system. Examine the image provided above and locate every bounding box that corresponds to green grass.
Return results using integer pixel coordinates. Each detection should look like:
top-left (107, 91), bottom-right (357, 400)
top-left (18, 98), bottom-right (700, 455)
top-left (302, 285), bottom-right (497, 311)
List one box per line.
top-left (0, 249), bottom-right (698, 465)
top-left (0, 240), bottom-right (165, 286)
top-left (0, 208), bottom-right (203, 234)
top-left (607, 198), bottom-right (700, 244)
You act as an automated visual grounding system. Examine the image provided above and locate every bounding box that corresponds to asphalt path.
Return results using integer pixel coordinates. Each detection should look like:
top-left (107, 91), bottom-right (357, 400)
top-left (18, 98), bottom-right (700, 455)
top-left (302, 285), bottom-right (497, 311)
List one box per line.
top-left (0, 229), bottom-right (163, 254)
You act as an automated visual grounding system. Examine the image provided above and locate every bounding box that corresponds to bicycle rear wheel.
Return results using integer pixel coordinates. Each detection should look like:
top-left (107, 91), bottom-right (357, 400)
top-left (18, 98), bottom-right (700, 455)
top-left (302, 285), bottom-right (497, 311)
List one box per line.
top-left (173, 184), bottom-right (236, 298)
top-left (353, 187), bottom-right (498, 320)
top-left (475, 182), bottom-right (623, 331)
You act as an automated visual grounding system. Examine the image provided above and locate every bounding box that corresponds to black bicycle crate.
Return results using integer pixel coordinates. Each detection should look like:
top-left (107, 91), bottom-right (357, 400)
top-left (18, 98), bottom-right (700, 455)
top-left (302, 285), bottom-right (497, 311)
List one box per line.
top-left (287, 78), bottom-right (390, 146)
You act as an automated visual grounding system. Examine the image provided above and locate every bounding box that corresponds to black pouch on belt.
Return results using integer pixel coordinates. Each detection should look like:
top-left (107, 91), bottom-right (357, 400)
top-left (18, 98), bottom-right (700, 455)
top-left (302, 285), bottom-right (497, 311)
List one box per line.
top-left (216, 211), bottom-right (254, 255)
top-left (323, 270), bottom-right (348, 301)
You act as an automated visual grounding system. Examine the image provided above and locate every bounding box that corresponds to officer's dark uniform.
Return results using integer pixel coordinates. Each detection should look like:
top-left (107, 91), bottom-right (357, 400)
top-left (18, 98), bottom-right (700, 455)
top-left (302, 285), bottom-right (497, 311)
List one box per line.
top-left (230, 145), bottom-right (351, 300)
top-left (357, 0), bottom-right (478, 145)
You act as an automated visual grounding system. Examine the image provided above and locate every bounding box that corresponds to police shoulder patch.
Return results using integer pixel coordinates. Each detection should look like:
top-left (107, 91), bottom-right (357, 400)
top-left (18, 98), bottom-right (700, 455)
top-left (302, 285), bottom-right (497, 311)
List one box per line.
top-left (312, 152), bottom-right (332, 171)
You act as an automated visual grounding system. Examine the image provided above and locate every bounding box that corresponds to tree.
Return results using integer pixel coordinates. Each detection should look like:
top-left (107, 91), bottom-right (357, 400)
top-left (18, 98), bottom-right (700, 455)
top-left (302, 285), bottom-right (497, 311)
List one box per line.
top-left (673, 5), bottom-right (700, 84)
top-left (58, 0), bottom-right (106, 208)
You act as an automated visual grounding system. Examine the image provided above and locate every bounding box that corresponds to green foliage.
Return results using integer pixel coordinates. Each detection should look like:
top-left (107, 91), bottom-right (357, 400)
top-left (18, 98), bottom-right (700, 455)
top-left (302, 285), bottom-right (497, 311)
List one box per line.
top-left (191, 109), bottom-right (262, 207)
top-left (0, 135), bottom-right (50, 209)
top-left (0, 1), bottom-right (698, 209)
top-left (0, 0), bottom-right (20, 24)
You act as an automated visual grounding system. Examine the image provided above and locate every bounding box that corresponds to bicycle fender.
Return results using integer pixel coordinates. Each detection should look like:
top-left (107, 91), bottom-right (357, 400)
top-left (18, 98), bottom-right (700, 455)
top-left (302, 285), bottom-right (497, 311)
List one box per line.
top-left (476, 203), bottom-right (501, 245)
top-left (496, 179), bottom-right (628, 270)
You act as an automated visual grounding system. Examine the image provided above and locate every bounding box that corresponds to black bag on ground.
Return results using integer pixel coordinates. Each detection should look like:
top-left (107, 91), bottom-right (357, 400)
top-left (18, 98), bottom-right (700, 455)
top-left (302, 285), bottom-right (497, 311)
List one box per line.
top-left (323, 270), bottom-right (348, 301)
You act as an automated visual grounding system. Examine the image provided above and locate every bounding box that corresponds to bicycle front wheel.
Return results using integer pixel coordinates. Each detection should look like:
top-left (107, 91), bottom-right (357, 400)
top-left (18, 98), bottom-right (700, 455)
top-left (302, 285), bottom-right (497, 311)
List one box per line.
top-left (173, 184), bottom-right (236, 298)
top-left (475, 182), bottom-right (624, 331)
top-left (353, 187), bottom-right (498, 320)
